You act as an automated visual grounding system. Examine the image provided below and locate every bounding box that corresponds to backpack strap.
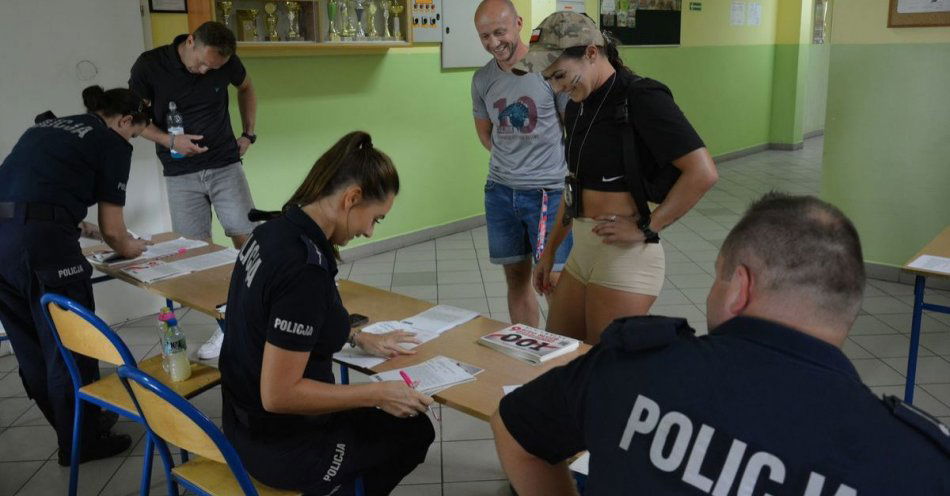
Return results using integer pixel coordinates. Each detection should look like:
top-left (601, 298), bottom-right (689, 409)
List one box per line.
top-left (616, 76), bottom-right (659, 243)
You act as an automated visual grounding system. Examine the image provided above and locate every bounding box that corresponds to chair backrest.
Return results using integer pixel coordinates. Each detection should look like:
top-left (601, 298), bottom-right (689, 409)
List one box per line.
top-left (40, 293), bottom-right (137, 367)
top-left (117, 365), bottom-right (260, 495)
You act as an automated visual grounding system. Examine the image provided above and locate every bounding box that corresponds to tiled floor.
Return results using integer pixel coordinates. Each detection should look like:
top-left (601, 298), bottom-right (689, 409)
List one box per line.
top-left (1, 137), bottom-right (949, 495)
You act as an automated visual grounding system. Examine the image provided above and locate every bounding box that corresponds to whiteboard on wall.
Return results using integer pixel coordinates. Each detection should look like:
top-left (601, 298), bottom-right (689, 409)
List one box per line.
top-left (0, 0), bottom-right (170, 324)
top-left (442, 0), bottom-right (492, 69)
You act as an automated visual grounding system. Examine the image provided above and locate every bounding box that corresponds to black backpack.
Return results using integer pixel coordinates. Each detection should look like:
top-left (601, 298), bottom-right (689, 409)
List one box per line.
top-left (614, 77), bottom-right (682, 237)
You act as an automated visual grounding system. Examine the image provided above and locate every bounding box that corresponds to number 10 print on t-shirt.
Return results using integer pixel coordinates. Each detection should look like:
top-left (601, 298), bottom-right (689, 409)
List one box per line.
top-left (494, 97), bottom-right (538, 135)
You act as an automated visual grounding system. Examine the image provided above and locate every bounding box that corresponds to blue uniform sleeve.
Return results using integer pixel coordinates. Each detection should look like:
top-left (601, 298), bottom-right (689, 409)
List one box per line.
top-left (227, 54), bottom-right (248, 87)
top-left (472, 76), bottom-right (489, 120)
top-left (631, 86), bottom-right (705, 165)
top-left (498, 346), bottom-right (601, 464)
top-left (95, 141), bottom-right (132, 206)
top-left (265, 267), bottom-right (329, 352)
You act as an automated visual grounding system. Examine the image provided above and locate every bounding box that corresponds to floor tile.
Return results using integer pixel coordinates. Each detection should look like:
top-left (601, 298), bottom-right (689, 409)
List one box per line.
top-left (349, 262), bottom-right (394, 276)
top-left (869, 385), bottom-right (950, 417)
top-left (437, 270), bottom-right (483, 284)
top-left (443, 480), bottom-right (512, 495)
top-left (850, 334), bottom-right (933, 359)
top-left (0, 398), bottom-right (32, 428)
top-left (841, 339), bottom-right (873, 360)
top-left (442, 440), bottom-right (506, 482)
top-left (0, 426), bottom-right (57, 462)
top-left (392, 271), bottom-right (437, 287)
top-left (849, 358), bottom-right (906, 387)
top-left (921, 383), bottom-right (950, 410)
top-left (391, 483), bottom-right (443, 496)
top-left (437, 298), bottom-right (490, 314)
top-left (436, 249), bottom-right (477, 261)
top-left (0, 373), bottom-right (26, 398)
top-left (848, 315), bottom-right (900, 336)
top-left (861, 296), bottom-right (913, 315)
top-left (883, 356), bottom-right (950, 385)
top-left (441, 407), bottom-right (494, 442)
top-left (438, 284), bottom-right (487, 299)
top-left (394, 260), bottom-right (437, 273)
top-left (401, 442), bottom-right (442, 485)
top-left (392, 286), bottom-right (438, 301)
top-left (0, 461), bottom-right (42, 496)
top-left (438, 259), bottom-right (481, 272)
top-left (16, 456), bottom-right (123, 496)
top-left (920, 331), bottom-right (950, 355)
top-left (0, 354), bottom-right (17, 373)
top-left (97, 455), bottom-right (170, 496)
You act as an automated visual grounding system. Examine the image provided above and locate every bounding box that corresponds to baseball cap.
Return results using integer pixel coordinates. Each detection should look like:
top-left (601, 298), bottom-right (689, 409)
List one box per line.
top-left (511, 11), bottom-right (605, 75)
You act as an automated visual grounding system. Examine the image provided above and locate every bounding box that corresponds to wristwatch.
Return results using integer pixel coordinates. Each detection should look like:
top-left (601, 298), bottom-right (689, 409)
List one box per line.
top-left (348, 328), bottom-right (362, 348)
top-left (638, 218), bottom-right (661, 243)
top-left (241, 132), bottom-right (257, 144)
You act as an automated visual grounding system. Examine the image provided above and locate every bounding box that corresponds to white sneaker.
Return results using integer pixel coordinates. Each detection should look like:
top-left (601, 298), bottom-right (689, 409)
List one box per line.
top-left (197, 328), bottom-right (224, 360)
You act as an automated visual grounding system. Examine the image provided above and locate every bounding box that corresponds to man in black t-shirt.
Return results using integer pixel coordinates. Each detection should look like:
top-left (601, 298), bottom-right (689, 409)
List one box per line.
top-left (131, 21), bottom-right (258, 359)
top-left (492, 193), bottom-right (950, 495)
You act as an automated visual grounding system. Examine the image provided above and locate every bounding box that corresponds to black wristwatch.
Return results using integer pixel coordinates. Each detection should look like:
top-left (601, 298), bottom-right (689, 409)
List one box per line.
top-left (241, 132), bottom-right (257, 144)
top-left (638, 217), bottom-right (661, 243)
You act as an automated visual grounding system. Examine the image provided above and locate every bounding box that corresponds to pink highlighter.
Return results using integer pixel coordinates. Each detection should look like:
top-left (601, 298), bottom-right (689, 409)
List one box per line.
top-left (399, 370), bottom-right (439, 421)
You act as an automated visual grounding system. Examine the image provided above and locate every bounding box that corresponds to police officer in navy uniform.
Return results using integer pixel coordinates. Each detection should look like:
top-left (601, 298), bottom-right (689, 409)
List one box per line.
top-left (0, 86), bottom-right (151, 465)
top-left (492, 193), bottom-right (950, 495)
top-left (220, 131), bottom-right (435, 496)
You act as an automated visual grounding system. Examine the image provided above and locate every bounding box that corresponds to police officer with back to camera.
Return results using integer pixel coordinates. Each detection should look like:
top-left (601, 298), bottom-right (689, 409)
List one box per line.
top-left (220, 131), bottom-right (434, 495)
top-left (0, 86), bottom-right (151, 465)
top-left (491, 193), bottom-right (950, 495)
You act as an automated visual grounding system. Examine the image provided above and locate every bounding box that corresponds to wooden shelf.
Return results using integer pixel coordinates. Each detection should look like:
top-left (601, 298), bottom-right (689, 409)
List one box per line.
top-left (189, 0), bottom-right (414, 57)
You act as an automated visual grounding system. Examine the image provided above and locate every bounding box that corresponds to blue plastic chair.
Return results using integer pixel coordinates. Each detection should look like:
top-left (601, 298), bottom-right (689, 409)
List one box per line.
top-left (40, 293), bottom-right (220, 496)
top-left (118, 366), bottom-right (367, 496)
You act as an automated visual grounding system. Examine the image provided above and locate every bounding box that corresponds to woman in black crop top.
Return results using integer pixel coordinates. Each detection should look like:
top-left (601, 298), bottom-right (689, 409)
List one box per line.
top-left (512, 12), bottom-right (718, 344)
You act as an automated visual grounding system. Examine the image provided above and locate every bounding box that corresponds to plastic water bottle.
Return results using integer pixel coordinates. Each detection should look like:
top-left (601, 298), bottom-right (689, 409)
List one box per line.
top-left (164, 317), bottom-right (192, 382)
top-left (157, 307), bottom-right (175, 372)
top-left (167, 101), bottom-right (185, 159)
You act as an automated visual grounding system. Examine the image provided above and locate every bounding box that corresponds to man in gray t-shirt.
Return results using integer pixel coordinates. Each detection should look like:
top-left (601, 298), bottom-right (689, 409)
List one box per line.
top-left (472, 0), bottom-right (572, 328)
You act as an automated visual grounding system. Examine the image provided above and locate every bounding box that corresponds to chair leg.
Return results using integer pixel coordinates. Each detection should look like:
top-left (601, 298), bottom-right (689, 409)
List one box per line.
top-left (355, 476), bottom-right (365, 496)
top-left (68, 398), bottom-right (84, 496)
top-left (139, 434), bottom-right (154, 496)
top-left (154, 440), bottom-right (179, 496)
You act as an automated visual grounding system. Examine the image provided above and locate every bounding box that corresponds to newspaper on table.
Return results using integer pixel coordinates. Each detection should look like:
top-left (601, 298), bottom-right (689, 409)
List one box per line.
top-left (370, 355), bottom-right (476, 396)
top-left (333, 305), bottom-right (480, 369)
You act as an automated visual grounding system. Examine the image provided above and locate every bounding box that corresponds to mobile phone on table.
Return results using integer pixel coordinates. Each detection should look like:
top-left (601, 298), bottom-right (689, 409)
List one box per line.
top-left (349, 313), bottom-right (369, 328)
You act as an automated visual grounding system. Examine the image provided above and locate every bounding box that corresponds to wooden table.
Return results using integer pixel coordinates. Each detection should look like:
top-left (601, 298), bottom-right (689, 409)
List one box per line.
top-left (338, 281), bottom-right (590, 421)
top-left (901, 226), bottom-right (950, 404)
top-left (83, 232), bottom-right (232, 321)
top-left (85, 233), bottom-right (591, 421)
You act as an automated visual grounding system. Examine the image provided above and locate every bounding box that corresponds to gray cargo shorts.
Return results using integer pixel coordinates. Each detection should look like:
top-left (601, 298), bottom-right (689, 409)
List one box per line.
top-left (165, 161), bottom-right (257, 240)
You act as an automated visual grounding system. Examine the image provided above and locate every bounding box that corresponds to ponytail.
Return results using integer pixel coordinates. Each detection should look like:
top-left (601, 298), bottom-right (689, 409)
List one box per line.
top-left (82, 85), bottom-right (151, 125)
top-left (284, 131), bottom-right (399, 212)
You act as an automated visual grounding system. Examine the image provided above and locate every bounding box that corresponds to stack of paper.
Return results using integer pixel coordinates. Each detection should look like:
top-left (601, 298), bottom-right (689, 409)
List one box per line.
top-left (370, 356), bottom-right (477, 395)
top-left (333, 305), bottom-right (480, 369)
top-left (120, 248), bottom-right (239, 284)
top-left (88, 237), bottom-right (207, 266)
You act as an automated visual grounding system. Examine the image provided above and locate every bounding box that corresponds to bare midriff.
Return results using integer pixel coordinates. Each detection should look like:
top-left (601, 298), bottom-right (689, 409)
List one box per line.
top-left (580, 189), bottom-right (639, 220)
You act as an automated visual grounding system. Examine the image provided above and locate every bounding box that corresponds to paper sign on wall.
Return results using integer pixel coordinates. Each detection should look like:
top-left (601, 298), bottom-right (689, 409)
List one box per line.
top-left (747, 1), bottom-right (761, 26)
top-left (730, 1), bottom-right (746, 26)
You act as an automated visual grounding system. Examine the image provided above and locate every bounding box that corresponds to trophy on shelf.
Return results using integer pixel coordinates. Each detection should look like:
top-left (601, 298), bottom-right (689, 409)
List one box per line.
top-left (389, 1), bottom-right (404, 41)
top-left (367, 0), bottom-right (379, 39)
top-left (217, 0), bottom-right (234, 28)
top-left (264, 2), bottom-right (280, 41)
top-left (238, 9), bottom-right (261, 41)
top-left (381, 0), bottom-right (392, 40)
top-left (284, 1), bottom-right (302, 40)
top-left (353, 0), bottom-right (367, 39)
top-left (340, 0), bottom-right (355, 39)
top-left (327, 0), bottom-right (341, 41)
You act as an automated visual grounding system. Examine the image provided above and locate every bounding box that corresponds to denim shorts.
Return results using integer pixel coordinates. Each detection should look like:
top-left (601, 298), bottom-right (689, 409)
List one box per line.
top-left (165, 162), bottom-right (257, 240)
top-left (484, 180), bottom-right (573, 271)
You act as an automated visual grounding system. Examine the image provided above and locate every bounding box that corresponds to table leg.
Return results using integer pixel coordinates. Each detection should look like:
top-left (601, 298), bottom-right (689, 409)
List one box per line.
top-left (904, 275), bottom-right (925, 403)
top-left (340, 364), bottom-right (350, 385)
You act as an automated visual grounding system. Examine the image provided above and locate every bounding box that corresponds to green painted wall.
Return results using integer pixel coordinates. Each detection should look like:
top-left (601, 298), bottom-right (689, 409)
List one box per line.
top-left (802, 43), bottom-right (829, 135)
top-left (821, 43), bottom-right (950, 267)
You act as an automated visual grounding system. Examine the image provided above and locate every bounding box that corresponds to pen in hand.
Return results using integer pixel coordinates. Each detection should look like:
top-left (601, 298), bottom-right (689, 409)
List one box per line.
top-left (399, 370), bottom-right (440, 421)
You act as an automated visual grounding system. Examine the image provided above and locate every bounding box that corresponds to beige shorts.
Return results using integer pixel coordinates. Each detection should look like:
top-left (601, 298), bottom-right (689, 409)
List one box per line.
top-left (563, 218), bottom-right (666, 296)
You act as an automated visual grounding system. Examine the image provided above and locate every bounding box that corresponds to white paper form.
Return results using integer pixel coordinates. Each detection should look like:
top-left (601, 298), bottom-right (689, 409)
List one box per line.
top-left (399, 305), bottom-right (479, 334)
top-left (174, 248), bottom-right (239, 272)
top-left (747, 1), bottom-right (762, 26)
top-left (730, 0), bottom-right (746, 26)
top-left (569, 452), bottom-right (590, 476)
top-left (908, 255), bottom-right (950, 275)
top-left (334, 321), bottom-right (440, 369)
top-left (370, 356), bottom-right (476, 395)
top-left (89, 237), bottom-right (207, 265)
top-left (121, 260), bottom-right (190, 283)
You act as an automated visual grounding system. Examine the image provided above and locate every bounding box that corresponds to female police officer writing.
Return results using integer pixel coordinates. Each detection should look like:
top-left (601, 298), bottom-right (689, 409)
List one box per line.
top-left (517, 12), bottom-right (718, 344)
top-left (220, 131), bottom-right (434, 495)
top-left (0, 85), bottom-right (150, 465)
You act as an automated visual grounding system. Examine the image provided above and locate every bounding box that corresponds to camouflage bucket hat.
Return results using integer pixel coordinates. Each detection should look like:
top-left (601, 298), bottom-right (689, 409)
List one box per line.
top-left (512, 11), bottom-right (605, 74)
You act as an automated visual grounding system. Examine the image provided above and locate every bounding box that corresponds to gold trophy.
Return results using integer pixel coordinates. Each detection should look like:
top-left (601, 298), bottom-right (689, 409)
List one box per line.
top-left (264, 2), bottom-right (279, 41)
top-left (367, 1), bottom-right (379, 39)
top-left (238, 9), bottom-right (261, 41)
top-left (353, 0), bottom-right (367, 39)
top-left (217, 0), bottom-right (234, 28)
top-left (381, 1), bottom-right (392, 39)
top-left (327, 0), bottom-right (341, 41)
top-left (284, 1), bottom-right (302, 40)
top-left (389, 1), bottom-right (404, 41)
top-left (340, 0), bottom-right (355, 38)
